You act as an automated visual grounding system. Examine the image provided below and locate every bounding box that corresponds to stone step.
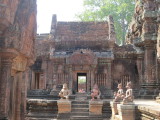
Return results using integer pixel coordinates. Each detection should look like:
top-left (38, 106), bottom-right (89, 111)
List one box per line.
top-left (72, 108), bottom-right (89, 112)
top-left (71, 116), bottom-right (105, 120)
top-left (76, 93), bottom-right (88, 95)
top-left (75, 97), bottom-right (87, 100)
top-left (72, 104), bottom-right (89, 108)
top-left (26, 113), bottom-right (57, 117)
top-left (71, 116), bottom-right (89, 120)
top-left (71, 112), bottom-right (89, 116)
top-left (26, 118), bottom-right (57, 120)
top-left (72, 101), bottom-right (89, 104)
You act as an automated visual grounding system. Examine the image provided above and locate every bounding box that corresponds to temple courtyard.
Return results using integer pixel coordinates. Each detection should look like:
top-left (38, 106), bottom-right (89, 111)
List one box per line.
top-left (0, 0), bottom-right (160, 120)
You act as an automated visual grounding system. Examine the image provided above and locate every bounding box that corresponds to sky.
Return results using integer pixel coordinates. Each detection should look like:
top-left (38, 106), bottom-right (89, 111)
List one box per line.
top-left (37, 0), bottom-right (84, 33)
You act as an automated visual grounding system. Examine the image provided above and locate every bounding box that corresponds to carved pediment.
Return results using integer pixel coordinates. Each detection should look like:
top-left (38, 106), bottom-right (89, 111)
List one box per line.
top-left (67, 49), bottom-right (97, 65)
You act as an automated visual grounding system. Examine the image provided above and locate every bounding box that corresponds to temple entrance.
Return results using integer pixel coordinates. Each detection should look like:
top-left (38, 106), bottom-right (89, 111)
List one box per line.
top-left (77, 73), bottom-right (87, 92)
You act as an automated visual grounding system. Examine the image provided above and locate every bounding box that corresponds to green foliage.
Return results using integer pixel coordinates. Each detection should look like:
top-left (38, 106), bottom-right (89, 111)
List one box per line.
top-left (78, 76), bottom-right (86, 84)
top-left (76, 0), bottom-right (135, 44)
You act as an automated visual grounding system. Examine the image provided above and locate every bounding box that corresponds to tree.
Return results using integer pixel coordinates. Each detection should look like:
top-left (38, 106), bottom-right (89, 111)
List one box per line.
top-left (76, 0), bottom-right (135, 45)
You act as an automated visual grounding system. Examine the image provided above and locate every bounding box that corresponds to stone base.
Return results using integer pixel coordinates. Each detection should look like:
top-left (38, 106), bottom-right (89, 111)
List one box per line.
top-left (117, 103), bottom-right (136, 120)
top-left (57, 99), bottom-right (71, 113)
top-left (110, 101), bottom-right (120, 118)
top-left (156, 93), bottom-right (160, 103)
top-left (89, 100), bottom-right (103, 115)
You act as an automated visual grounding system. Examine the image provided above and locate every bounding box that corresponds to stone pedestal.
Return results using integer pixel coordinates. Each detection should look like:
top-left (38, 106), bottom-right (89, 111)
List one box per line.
top-left (156, 93), bottom-right (160, 103)
top-left (117, 103), bottom-right (136, 120)
top-left (110, 101), bottom-right (120, 118)
top-left (57, 100), bottom-right (71, 113)
top-left (89, 101), bottom-right (103, 115)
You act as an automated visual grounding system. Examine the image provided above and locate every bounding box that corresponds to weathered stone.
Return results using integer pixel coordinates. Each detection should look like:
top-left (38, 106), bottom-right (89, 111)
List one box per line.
top-left (89, 101), bottom-right (103, 115)
top-left (110, 101), bottom-right (120, 118)
top-left (117, 104), bottom-right (136, 120)
top-left (57, 100), bottom-right (71, 113)
top-left (0, 0), bottom-right (37, 120)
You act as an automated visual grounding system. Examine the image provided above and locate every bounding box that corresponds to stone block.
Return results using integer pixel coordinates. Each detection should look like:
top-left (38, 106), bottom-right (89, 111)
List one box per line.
top-left (110, 101), bottom-right (120, 117)
top-left (117, 103), bottom-right (136, 120)
top-left (156, 93), bottom-right (160, 103)
top-left (89, 100), bottom-right (103, 115)
top-left (57, 100), bottom-right (71, 113)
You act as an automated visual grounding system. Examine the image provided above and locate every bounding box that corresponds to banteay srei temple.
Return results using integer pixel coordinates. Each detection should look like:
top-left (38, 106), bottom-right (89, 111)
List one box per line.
top-left (1, 0), bottom-right (160, 120)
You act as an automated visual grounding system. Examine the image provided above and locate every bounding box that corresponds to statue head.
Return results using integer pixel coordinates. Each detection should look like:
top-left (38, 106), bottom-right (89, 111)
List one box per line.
top-left (126, 82), bottom-right (132, 89)
top-left (117, 83), bottom-right (122, 89)
top-left (63, 83), bottom-right (68, 89)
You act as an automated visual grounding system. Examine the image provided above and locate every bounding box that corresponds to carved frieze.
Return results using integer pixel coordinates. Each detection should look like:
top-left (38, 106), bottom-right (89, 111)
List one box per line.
top-left (68, 49), bottom-right (97, 65)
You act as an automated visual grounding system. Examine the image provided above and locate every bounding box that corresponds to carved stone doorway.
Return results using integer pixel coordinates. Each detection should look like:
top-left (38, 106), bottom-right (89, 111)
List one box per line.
top-left (77, 73), bottom-right (87, 92)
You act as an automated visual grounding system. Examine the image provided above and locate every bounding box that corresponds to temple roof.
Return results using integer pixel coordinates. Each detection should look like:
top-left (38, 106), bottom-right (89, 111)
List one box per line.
top-left (53, 21), bottom-right (109, 42)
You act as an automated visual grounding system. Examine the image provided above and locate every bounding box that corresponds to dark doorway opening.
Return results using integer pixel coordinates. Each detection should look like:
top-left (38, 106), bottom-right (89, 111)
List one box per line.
top-left (77, 73), bottom-right (87, 92)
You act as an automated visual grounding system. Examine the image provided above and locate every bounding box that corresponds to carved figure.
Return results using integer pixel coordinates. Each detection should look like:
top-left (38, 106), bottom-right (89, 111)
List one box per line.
top-left (59, 83), bottom-right (70, 99)
top-left (114, 83), bottom-right (124, 102)
top-left (123, 82), bottom-right (134, 103)
top-left (91, 84), bottom-right (101, 100)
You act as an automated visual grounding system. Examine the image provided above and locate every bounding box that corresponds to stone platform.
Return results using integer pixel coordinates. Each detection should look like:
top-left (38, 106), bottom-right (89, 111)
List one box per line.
top-left (26, 97), bottom-right (160, 120)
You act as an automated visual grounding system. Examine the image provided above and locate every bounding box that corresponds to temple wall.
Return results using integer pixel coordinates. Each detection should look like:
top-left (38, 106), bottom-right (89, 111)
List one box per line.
top-left (0, 0), bottom-right (37, 119)
top-left (126, 0), bottom-right (160, 89)
top-left (112, 59), bottom-right (139, 89)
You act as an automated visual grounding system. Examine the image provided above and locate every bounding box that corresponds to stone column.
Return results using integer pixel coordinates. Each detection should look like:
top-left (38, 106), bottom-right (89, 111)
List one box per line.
top-left (0, 54), bottom-right (15, 119)
top-left (136, 53), bottom-right (144, 84)
top-left (90, 65), bottom-right (96, 90)
top-left (68, 65), bottom-right (73, 93)
top-left (144, 43), bottom-right (156, 83)
top-left (107, 62), bottom-right (112, 89)
top-left (15, 73), bottom-right (22, 120)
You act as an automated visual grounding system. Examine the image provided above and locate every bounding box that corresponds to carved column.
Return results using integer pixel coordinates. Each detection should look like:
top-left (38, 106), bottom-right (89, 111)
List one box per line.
top-left (14, 73), bottom-right (22, 120)
top-left (107, 62), bottom-right (112, 89)
top-left (136, 53), bottom-right (144, 84)
top-left (144, 43), bottom-right (156, 83)
top-left (0, 55), bottom-right (14, 119)
top-left (142, 0), bottom-right (158, 84)
top-left (90, 65), bottom-right (96, 90)
top-left (69, 65), bottom-right (73, 93)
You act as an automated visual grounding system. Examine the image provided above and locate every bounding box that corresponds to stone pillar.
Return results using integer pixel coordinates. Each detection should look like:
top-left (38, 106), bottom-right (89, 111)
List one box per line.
top-left (136, 53), bottom-right (144, 84)
top-left (87, 71), bottom-right (90, 92)
top-left (107, 62), bottom-right (112, 89)
top-left (0, 55), bottom-right (14, 119)
top-left (31, 71), bottom-right (35, 89)
top-left (117, 104), bottom-right (136, 120)
top-left (69, 65), bottom-right (73, 93)
top-left (15, 73), bottom-right (22, 120)
top-left (90, 68), bottom-right (95, 90)
top-left (144, 43), bottom-right (156, 83)
top-left (0, 59), bottom-right (11, 119)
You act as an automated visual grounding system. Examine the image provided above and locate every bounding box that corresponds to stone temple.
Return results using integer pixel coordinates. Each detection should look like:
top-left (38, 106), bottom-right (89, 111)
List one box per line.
top-left (0, 0), bottom-right (160, 120)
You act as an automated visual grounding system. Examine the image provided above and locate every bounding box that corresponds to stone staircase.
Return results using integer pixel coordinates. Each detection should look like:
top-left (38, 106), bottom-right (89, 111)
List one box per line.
top-left (71, 100), bottom-right (89, 120)
top-left (26, 93), bottom-right (112, 120)
top-left (102, 101), bottom-right (112, 118)
top-left (26, 100), bottom-right (58, 120)
top-left (71, 93), bottom-right (89, 119)
top-left (70, 93), bottom-right (111, 120)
